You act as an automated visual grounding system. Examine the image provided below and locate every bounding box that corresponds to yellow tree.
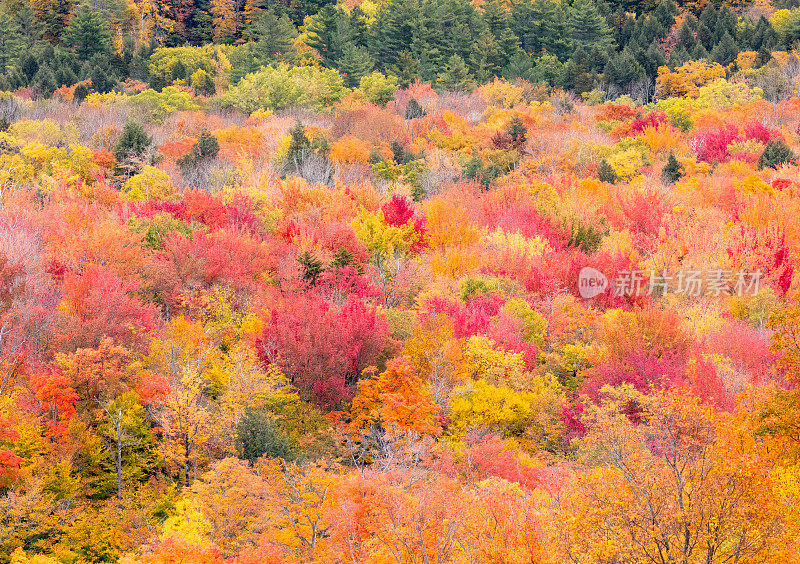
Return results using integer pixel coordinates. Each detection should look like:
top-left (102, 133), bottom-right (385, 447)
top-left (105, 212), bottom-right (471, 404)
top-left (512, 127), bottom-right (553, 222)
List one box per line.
top-left (555, 387), bottom-right (785, 564)
top-left (146, 317), bottom-right (219, 486)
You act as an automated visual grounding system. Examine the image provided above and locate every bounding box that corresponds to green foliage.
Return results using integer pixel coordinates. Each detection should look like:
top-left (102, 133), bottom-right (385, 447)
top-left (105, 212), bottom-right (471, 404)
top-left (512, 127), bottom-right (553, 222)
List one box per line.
top-left (191, 69), bottom-right (216, 96)
top-left (149, 47), bottom-right (216, 88)
top-left (661, 151), bottom-right (685, 184)
top-left (178, 130), bottom-right (220, 173)
top-left (249, 8), bottom-right (298, 62)
top-left (113, 121), bottom-right (152, 171)
top-left (128, 87), bottom-right (201, 122)
top-left (464, 155), bottom-right (502, 188)
top-left (438, 54), bottom-right (475, 92)
top-left (220, 64), bottom-right (348, 112)
top-left (758, 138), bottom-right (795, 170)
top-left (298, 251), bottom-right (325, 287)
top-left (65, 4), bottom-right (112, 62)
top-left (356, 71), bottom-right (398, 106)
top-left (235, 406), bottom-right (293, 463)
top-left (405, 97), bottom-right (426, 119)
top-left (597, 158), bottom-right (618, 183)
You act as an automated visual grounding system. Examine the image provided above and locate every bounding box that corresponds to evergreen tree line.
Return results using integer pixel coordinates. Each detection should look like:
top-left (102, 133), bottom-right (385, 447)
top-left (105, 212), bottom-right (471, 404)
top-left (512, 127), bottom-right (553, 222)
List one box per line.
top-left (0, 0), bottom-right (796, 99)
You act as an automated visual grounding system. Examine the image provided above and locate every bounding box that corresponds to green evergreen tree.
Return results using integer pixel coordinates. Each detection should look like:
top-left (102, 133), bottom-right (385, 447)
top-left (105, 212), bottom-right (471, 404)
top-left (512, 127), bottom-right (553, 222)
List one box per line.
top-left (298, 251), bottom-right (325, 286)
top-left (235, 407), bottom-right (293, 464)
top-left (758, 139), bottom-right (795, 170)
top-left (605, 48), bottom-right (645, 88)
top-left (249, 7), bottom-right (298, 61)
top-left (0, 9), bottom-right (24, 75)
top-left (569, 0), bottom-right (614, 51)
top-left (661, 151), bottom-right (685, 184)
top-left (598, 158), bottom-right (618, 183)
top-left (438, 53), bottom-right (475, 92)
top-left (337, 43), bottom-right (374, 87)
top-left (114, 121), bottom-right (152, 173)
top-left (65, 4), bottom-right (113, 62)
top-left (711, 32), bottom-right (738, 66)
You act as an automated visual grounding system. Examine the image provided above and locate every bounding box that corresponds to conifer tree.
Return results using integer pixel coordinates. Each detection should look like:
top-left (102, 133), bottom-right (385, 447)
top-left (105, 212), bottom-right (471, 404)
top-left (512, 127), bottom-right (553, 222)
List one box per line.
top-left (65, 4), bottom-right (113, 62)
top-left (569, 0), bottom-right (614, 51)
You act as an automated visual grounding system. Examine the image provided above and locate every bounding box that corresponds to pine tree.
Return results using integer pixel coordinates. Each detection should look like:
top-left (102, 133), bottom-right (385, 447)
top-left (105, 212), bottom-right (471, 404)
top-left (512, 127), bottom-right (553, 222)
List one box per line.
top-left (605, 48), bottom-right (645, 88)
top-left (405, 97), bottom-right (426, 119)
top-left (0, 9), bottom-right (23, 75)
top-left (661, 151), bottom-right (685, 184)
top-left (65, 4), bottom-right (112, 62)
top-left (438, 54), bottom-right (475, 92)
top-left (758, 139), bottom-right (795, 170)
top-left (114, 121), bottom-right (152, 173)
top-left (598, 158), bottom-right (618, 183)
top-left (249, 7), bottom-right (297, 61)
top-left (711, 32), bottom-right (738, 66)
top-left (337, 43), bottom-right (374, 88)
top-left (569, 0), bottom-right (614, 51)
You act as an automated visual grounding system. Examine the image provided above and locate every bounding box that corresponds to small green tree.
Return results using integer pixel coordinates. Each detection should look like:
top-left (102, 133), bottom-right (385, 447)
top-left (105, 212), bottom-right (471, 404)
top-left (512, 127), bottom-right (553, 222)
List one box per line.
top-left (404, 97), bottom-right (426, 119)
top-left (298, 251), bottom-right (324, 287)
top-left (438, 54), bottom-right (475, 93)
top-left (661, 151), bottom-right (685, 184)
top-left (235, 407), bottom-right (293, 463)
top-left (598, 158), bottom-right (618, 183)
top-left (758, 139), bottom-right (795, 169)
top-left (114, 121), bottom-right (152, 175)
top-left (178, 130), bottom-right (219, 173)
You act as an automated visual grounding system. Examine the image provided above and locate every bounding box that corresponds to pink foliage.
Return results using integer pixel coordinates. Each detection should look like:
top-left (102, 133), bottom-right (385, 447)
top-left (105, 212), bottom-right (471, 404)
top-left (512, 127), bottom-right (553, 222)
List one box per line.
top-left (630, 111), bottom-right (669, 133)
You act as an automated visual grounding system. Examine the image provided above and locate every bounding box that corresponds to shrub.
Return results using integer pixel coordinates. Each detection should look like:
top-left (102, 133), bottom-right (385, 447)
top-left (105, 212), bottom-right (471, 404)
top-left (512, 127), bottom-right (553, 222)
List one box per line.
top-left (128, 87), bottom-right (201, 122)
top-left (149, 46), bottom-right (215, 87)
top-left (122, 166), bottom-right (175, 201)
top-left (220, 64), bottom-right (348, 112)
top-left (356, 71), bottom-right (398, 106)
top-left (178, 130), bottom-right (220, 173)
top-left (758, 139), bottom-right (795, 169)
top-left (191, 69), bottom-right (216, 96)
top-left (113, 121), bottom-right (152, 173)
top-left (235, 406), bottom-right (293, 463)
top-left (404, 97), bottom-right (426, 119)
top-left (661, 151), bottom-right (685, 184)
top-left (597, 158), bottom-right (618, 183)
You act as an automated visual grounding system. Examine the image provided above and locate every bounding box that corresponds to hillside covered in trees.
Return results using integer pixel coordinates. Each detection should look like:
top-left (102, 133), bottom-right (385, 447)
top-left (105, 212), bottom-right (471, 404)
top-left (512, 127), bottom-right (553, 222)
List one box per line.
top-left (4, 0), bottom-right (800, 563)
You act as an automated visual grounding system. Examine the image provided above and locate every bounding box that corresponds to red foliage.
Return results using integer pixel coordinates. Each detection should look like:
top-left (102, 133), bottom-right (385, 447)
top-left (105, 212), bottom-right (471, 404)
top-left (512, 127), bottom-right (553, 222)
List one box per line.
top-left (460, 431), bottom-right (541, 490)
top-left (597, 103), bottom-right (639, 123)
top-left (58, 264), bottom-right (157, 353)
top-left (257, 293), bottom-right (390, 408)
top-left (692, 125), bottom-right (740, 163)
top-left (743, 121), bottom-right (783, 144)
top-left (31, 370), bottom-right (78, 437)
top-left (726, 225), bottom-right (794, 296)
top-left (630, 111), bottom-right (669, 133)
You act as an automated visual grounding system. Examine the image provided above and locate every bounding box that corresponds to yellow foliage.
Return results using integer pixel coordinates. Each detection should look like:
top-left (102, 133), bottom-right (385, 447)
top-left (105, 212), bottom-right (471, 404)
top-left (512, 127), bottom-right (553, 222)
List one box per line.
top-left (426, 198), bottom-right (479, 251)
top-left (656, 60), bottom-right (726, 98)
top-left (351, 210), bottom-right (418, 261)
top-left (606, 148), bottom-right (644, 181)
top-left (123, 166), bottom-right (176, 202)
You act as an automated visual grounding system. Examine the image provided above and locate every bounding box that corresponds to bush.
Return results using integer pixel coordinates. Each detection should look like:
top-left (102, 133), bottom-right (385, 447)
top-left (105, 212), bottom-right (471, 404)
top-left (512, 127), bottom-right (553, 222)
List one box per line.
top-left (597, 158), bottom-right (618, 183)
top-left (758, 139), bottom-right (795, 169)
top-left (122, 166), bottom-right (175, 201)
top-left (404, 97), bottom-right (426, 119)
top-left (220, 64), bottom-right (348, 112)
top-left (178, 130), bottom-right (220, 173)
top-left (356, 71), bottom-right (398, 106)
top-left (235, 407), bottom-right (293, 463)
top-left (464, 155), bottom-right (501, 189)
top-left (128, 87), bottom-right (201, 122)
top-left (661, 152), bottom-right (685, 184)
top-left (113, 121), bottom-right (152, 173)
top-left (191, 69), bottom-right (216, 96)
top-left (149, 46), bottom-right (215, 87)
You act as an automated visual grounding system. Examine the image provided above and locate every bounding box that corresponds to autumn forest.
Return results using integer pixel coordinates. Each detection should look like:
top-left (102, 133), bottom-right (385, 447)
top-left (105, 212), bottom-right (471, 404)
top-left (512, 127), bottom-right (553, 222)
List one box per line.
top-left (2, 0), bottom-right (800, 562)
